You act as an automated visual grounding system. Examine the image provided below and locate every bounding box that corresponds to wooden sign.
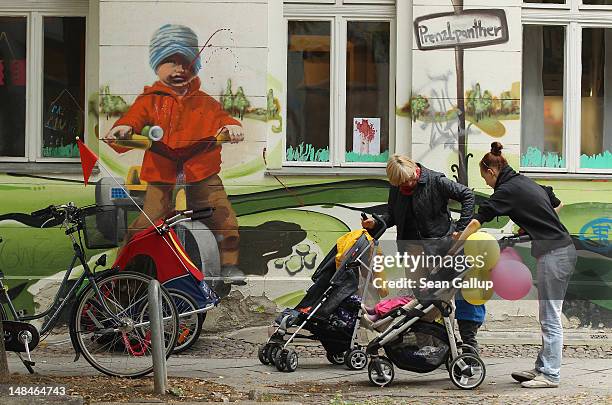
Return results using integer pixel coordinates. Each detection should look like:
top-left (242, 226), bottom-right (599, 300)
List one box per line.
top-left (414, 9), bottom-right (508, 51)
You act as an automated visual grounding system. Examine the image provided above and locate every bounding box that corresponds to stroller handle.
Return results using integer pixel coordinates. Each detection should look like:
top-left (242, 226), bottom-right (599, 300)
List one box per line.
top-left (370, 213), bottom-right (387, 240)
top-left (498, 233), bottom-right (532, 249)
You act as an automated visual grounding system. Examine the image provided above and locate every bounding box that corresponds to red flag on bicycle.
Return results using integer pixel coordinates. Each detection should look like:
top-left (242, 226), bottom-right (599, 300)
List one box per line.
top-left (77, 137), bottom-right (98, 186)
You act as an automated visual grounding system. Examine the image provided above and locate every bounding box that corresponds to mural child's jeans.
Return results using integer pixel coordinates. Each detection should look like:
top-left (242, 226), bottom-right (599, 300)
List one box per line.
top-left (127, 174), bottom-right (240, 267)
top-left (535, 243), bottom-right (577, 383)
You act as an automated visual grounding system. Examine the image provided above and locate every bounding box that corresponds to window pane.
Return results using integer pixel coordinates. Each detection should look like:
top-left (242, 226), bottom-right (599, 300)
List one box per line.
top-left (521, 25), bottom-right (565, 168)
top-left (0, 17), bottom-right (27, 157)
top-left (42, 17), bottom-right (86, 158)
top-left (580, 28), bottom-right (612, 169)
top-left (286, 21), bottom-right (331, 163)
top-left (583, 1), bottom-right (612, 4)
top-left (345, 21), bottom-right (390, 163)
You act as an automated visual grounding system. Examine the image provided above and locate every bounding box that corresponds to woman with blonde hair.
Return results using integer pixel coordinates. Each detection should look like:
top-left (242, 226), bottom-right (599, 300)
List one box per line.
top-left (363, 154), bottom-right (474, 249)
top-left (362, 154), bottom-right (476, 331)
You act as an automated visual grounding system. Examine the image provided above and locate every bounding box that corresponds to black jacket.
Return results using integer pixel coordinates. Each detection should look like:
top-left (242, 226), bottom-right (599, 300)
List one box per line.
top-left (474, 165), bottom-right (572, 257)
top-left (380, 165), bottom-right (475, 240)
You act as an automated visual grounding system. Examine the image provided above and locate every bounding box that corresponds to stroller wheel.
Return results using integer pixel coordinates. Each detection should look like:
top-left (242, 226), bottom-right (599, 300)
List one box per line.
top-left (459, 344), bottom-right (478, 355)
top-left (345, 349), bottom-right (368, 370)
top-left (168, 289), bottom-right (205, 354)
top-left (446, 345), bottom-right (479, 372)
top-left (449, 353), bottom-right (486, 390)
top-left (368, 357), bottom-right (394, 387)
top-left (275, 348), bottom-right (298, 372)
top-left (268, 344), bottom-right (282, 366)
top-left (326, 352), bottom-right (346, 365)
top-left (258, 344), bottom-right (271, 365)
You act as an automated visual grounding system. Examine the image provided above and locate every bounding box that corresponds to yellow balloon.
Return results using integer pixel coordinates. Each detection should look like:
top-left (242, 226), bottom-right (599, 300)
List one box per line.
top-left (464, 231), bottom-right (500, 271)
top-left (461, 267), bottom-right (494, 305)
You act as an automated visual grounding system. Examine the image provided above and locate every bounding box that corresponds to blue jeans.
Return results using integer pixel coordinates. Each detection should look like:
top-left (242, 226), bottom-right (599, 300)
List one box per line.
top-left (535, 244), bottom-right (577, 383)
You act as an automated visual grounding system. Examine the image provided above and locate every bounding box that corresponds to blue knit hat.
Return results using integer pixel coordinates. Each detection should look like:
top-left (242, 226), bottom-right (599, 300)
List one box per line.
top-left (149, 24), bottom-right (201, 73)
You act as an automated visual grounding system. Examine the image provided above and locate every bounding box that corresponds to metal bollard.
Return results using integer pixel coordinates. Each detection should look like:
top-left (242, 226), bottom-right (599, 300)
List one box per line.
top-left (148, 280), bottom-right (167, 394)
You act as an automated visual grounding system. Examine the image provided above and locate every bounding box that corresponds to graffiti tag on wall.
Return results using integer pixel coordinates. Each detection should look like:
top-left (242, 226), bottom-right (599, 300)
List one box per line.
top-left (579, 217), bottom-right (612, 255)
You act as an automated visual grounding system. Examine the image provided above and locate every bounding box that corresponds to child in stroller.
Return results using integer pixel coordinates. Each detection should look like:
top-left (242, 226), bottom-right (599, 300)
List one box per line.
top-left (258, 213), bottom-right (388, 372)
top-left (365, 233), bottom-right (531, 389)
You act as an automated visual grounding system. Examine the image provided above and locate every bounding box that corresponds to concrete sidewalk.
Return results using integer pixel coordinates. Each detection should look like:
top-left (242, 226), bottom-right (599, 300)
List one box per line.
top-left (6, 353), bottom-right (611, 403)
top-left (4, 327), bottom-right (611, 403)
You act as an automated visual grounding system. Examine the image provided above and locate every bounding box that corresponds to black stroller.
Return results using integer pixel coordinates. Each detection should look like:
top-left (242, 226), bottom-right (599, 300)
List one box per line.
top-left (365, 234), bottom-right (531, 389)
top-left (258, 214), bottom-right (387, 372)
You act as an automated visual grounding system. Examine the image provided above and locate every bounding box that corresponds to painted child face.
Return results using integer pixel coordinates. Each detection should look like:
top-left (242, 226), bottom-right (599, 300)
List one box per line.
top-left (156, 54), bottom-right (196, 91)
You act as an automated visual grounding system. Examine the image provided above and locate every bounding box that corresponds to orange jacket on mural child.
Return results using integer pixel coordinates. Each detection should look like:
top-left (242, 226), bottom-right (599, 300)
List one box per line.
top-left (110, 77), bottom-right (241, 183)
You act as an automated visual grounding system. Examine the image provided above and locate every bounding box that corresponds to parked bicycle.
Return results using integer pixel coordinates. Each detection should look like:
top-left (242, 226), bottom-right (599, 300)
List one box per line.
top-left (0, 202), bottom-right (179, 378)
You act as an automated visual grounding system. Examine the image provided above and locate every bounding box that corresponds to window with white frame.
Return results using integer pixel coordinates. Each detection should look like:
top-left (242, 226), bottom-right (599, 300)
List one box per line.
top-left (0, 1), bottom-right (87, 162)
top-left (283, 0), bottom-right (396, 167)
top-left (522, 0), bottom-right (612, 173)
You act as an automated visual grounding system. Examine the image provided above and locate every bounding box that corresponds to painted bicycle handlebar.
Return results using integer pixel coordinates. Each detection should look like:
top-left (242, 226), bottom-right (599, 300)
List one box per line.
top-left (112, 125), bottom-right (231, 150)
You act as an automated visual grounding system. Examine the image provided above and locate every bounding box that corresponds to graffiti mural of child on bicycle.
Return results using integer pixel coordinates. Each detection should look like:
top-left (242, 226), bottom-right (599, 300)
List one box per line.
top-left (103, 24), bottom-right (246, 291)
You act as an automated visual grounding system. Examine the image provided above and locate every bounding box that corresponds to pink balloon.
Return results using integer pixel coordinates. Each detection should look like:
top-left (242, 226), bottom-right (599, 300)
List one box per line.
top-left (491, 259), bottom-right (533, 300)
top-left (500, 247), bottom-right (522, 263)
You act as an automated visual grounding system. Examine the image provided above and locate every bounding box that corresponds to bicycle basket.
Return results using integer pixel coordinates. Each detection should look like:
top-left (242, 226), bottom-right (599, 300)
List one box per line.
top-left (82, 205), bottom-right (121, 249)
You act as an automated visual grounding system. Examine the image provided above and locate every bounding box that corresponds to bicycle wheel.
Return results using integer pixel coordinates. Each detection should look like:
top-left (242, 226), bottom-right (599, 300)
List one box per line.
top-left (167, 289), bottom-right (204, 354)
top-left (70, 271), bottom-right (179, 378)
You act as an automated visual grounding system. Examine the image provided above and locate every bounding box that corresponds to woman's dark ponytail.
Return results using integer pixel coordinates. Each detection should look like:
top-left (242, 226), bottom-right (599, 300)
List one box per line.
top-left (480, 142), bottom-right (508, 170)
top-left (490, 142), bottom-right (503, 157)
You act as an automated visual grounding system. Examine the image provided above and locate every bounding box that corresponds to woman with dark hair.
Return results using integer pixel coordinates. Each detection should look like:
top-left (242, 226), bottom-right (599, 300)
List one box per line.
top-left (458, 142), bottom-right (576, 388)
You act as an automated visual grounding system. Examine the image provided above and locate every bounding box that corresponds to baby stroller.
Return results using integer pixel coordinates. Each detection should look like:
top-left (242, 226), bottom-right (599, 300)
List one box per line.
top-left (95, 206), bottom-right (220, 353)
top-left (258, 213), bottom-right (387, 372)
top-left (365, 233), bottom-right (531, 389)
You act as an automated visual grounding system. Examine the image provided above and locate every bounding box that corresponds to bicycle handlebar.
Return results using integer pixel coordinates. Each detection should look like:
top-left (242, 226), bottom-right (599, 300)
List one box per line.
top-left (31, 205), bottom-right (56, 218)
top-left (110, 127), bottom-right (231, 151)
top-left (30, 203), bottom-right (81, 227)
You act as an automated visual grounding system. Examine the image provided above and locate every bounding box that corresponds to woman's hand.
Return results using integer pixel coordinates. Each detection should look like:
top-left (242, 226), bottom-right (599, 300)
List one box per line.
top-left (448, 219), bottom-right (482, 255)
top-left (459, 219), bottom-right (482, 240)
top-left (361, 218), bottom-right (377, 230)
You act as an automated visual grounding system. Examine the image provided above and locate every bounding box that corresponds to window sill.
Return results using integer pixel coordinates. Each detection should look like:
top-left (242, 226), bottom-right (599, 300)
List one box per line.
top-left (266, 167), bottom-right (387, 177)
top-left (522, 171), bottom-right (611, 181)
top-left (0, 162), bottom-right (98, 176)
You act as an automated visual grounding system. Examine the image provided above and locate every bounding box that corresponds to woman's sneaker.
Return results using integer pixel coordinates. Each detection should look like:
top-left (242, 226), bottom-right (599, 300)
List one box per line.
top-left (521, 375), bottom-right (559, 388)
top-left (511, 369), bottom-right (540, 382)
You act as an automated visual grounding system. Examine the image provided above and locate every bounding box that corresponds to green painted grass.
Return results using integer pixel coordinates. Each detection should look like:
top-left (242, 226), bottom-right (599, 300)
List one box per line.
top-left (580, 151), bottom-right (612, 169)
top-left (521, 147), bottom-right (566, 168)
top-left (286, 143), bottom-right (330, 162)
top-left (345, 151), bottom-right (389, 163)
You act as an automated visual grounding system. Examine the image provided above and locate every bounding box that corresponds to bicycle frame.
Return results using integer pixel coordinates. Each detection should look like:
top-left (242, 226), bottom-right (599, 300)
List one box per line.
top-left (0, 221), bottom-right (127, 336)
